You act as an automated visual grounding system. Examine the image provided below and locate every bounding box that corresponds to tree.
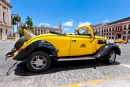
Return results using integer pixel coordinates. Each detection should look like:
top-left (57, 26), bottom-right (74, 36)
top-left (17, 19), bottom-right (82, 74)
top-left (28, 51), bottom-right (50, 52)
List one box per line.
top-left (21, 23), bottom-right (27, 29)
top-left (26, 16), bottom-right (33, 30)
top-left (19, 29), bottom-right (24, 37)
top-left (14, 13), bottom-right (21, 33)
top-left (11, 14), bottom-right (16, 36)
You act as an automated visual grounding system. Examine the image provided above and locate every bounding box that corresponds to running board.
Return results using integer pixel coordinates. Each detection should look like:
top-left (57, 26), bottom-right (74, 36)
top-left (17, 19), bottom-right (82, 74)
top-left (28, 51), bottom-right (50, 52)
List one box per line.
top-left (57, 57), bottom-right (95, 61)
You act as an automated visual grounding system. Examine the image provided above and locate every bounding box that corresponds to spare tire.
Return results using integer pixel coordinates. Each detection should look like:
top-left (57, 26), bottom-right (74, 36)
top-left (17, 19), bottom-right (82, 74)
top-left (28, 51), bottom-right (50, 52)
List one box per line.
top-left (14, 36), bottom-right (27, 50)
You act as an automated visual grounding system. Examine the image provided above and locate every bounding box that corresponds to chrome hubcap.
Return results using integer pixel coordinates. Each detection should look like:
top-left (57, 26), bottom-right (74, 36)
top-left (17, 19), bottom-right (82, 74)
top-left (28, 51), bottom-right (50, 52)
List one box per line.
top-left (109, 52), bottom-right (115, 62)
top-left (31, 56), bottom-right (46, 70)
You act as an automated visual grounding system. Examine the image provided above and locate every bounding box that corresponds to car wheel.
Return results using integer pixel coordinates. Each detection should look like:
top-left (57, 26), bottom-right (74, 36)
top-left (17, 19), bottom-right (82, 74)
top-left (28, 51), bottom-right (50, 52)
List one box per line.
top-left (26, 51), bottom-right (51, 73)
top-left (105, 50), bottom-right (116, 64)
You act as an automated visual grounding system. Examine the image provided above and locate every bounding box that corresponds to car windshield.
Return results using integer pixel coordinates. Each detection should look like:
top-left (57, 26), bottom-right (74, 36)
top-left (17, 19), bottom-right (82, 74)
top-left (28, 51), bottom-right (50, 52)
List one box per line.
top-left (77, 28), bottom-right (91, 36)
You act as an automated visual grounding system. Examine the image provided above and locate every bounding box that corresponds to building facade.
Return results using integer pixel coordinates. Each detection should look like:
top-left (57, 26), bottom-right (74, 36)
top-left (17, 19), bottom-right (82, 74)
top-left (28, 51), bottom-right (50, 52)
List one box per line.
top-left (90, 24), bottom-right (104, 36)
top-left (101, 17), bottom-right (130, 40)
top-left (33, 22), bottom-right (62, 35)
top-left (0, 0), bottom-right (12, 39)
top-left (90, 17), bottom-right (130, 40)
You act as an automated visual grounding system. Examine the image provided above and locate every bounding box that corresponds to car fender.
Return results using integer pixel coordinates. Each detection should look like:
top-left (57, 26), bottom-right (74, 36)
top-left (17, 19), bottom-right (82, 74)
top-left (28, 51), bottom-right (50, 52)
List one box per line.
top-left (93, 43), bottom-right (121, 58)
top-left (13, 40), bottom-right (58, 61)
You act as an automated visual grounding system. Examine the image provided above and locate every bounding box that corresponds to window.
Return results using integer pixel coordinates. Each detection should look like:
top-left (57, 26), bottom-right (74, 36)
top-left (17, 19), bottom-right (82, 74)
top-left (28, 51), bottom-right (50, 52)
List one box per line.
top-left (109, 28), bottom-right (111, 31)
top-left (129, 24), bottom-right (130, 29)
top-left (112, 28), bottom-right (114, 31)
top-left (120, 26), bottom-right (122, 30)
top-left (112, 33), bottom-right (114, 35)
top-left (78, 28), bottom-right (91, 36)
top-left (123, 36), bottom-right (126, 40)
top-left (3, 13), bottom-right (5, 23)
top-left (112, 37), bottom-right (114, 39)
top-left (118, 26), bottom-right (119, 30)
top-left (124, 25), bottom-right (126, 30)
top-left (123, 31), bottom-right (126, 34)
top-left (128, 31), bottom-right (130, 34)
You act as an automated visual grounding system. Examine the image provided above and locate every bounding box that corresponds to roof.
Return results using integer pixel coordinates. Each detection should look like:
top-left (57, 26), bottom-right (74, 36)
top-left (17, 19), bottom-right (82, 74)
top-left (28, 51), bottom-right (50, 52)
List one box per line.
top-left (0, 0), bottom-right (12, 8)
top-left (107, 16), bottom-right (130, 25)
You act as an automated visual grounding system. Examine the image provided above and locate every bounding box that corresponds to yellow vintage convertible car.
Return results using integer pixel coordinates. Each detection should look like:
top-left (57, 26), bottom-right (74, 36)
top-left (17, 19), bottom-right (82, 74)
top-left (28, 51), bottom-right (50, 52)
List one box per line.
top-left (114, 39), bottom-right (127, 44)
top-left (6, 25), bottom-right (121, 72)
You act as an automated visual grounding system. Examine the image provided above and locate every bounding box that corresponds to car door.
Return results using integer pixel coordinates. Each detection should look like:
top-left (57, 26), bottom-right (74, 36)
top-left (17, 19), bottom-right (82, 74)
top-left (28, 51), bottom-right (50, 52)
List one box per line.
top-left (69, 29), bottom-right (95, 56)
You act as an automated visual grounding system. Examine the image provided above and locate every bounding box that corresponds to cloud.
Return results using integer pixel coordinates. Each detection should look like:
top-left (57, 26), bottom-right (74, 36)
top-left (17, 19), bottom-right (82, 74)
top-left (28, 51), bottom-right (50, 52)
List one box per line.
top-left (64, 28), bottom-right (69, 30)
top-left (39, 23), bottom-right (43, 26)
top-left (104, 20), bottom-right (109, 23)
top-left (78, 21), bottom-right (91, 27)
top-left (63, 20), bottom-right (73, 26)
top-left (54, 26), bottom-right (59, 28)
top-left (39, 23), bottom-right (51, 27)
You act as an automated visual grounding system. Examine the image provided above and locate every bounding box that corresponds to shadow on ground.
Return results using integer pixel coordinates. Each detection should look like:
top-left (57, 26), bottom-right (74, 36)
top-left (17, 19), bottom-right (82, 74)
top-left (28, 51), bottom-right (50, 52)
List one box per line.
top-left (8, 59), bottom-right (120, 76)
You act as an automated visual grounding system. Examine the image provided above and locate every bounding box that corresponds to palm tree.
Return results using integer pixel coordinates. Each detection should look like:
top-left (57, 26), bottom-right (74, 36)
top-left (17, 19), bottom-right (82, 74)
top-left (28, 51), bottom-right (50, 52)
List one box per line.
top-left (14, 13), bottom-right (21, 33)
top-left (26, 16), bottom-right (33, 30)
top-left (11, 14), bottom-right (16, 36)
top-left (21, 23), bottom-right (27, 29)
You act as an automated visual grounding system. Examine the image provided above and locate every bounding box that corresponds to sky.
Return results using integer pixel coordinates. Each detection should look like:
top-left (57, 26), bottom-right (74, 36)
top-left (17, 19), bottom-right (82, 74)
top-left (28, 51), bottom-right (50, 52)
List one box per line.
top-left (11, 0), bottom-right (130, 33)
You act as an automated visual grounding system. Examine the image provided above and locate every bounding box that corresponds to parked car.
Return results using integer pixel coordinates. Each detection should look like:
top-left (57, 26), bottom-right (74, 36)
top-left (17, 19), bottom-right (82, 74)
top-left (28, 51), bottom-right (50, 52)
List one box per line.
top-left (114, 39), bottom-right (127, 44)
top-left (6, 25), bottom-right (121, 72)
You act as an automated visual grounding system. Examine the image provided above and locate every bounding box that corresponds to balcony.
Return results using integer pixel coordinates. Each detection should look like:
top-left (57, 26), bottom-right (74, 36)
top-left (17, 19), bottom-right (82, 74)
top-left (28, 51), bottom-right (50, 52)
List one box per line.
top-left (114, 29), bottom-right (123, 32)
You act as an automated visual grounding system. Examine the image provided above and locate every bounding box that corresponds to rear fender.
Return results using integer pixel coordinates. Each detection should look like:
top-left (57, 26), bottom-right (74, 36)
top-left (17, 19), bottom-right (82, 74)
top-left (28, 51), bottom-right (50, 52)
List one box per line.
top-left (13, 40), bottom-right (58, 61)
top-left (93, 43), bottom-right (121, 58)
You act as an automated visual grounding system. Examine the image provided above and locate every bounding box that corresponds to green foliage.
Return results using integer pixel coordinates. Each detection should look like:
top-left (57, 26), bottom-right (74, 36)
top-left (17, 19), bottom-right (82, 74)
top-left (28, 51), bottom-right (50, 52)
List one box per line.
top-left (11, 14), bottom-right (34, 36)
top-left (11, 13), bottom-right (21, 34)
top-left (26, 16), bottom-right (33, 29)
top-left (19, 29), bottom-right (24, 37)
top-left (11, 14), bottom-right (16, 25)
top-left (7, 37), bottom-right (15, 39)
top-left (21, 23), bottom-right (27, 29)
top-left (14, 13), bottom-right (21, 23)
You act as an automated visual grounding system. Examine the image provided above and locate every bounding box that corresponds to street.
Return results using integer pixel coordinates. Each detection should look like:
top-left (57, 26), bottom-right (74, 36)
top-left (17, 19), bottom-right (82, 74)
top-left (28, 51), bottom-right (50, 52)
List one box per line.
top-left (0, 40), bottom-right (130, 87)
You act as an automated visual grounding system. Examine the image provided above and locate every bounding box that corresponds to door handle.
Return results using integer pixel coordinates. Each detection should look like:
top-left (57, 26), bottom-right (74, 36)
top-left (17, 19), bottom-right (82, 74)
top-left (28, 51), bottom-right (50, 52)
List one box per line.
top-left (72, 40), bottom-right (76, 42)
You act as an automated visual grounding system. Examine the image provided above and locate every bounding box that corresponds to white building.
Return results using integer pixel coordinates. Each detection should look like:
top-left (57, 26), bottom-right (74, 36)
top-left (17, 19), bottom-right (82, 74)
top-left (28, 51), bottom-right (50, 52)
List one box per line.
top-left (0, 0), bottom-right (12, 39)
top-left (33, 22), bottom-right (62, 35)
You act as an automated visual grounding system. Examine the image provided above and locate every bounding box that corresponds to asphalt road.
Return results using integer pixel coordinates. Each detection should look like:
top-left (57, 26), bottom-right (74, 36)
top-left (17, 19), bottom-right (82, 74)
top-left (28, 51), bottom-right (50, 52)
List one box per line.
top-left (0, 40), bottom-right (130, 87)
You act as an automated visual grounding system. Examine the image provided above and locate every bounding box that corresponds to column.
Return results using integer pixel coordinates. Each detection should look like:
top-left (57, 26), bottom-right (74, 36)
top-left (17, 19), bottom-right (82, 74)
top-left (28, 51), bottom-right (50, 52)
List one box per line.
top-left (33, 29), bottom-right (35, 35)
top-left (8, 8), bottom-right (11, 26)
top-left (0, 28), bottom-right (1, 36)
top-left (126, 35), bottom-right (128, 40)
top-left (37, 29), bottom-right (38, 35)
top-left (0, 4), bottom-right (3, 22)
top-left (5, 8), bottom-right (8, 24)
top-left (43, 29), bottom-right (45, 34)
top-left (39, 29), bottom-right (41, 35)
top-left (2, 28), bottom-right (7, 40)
